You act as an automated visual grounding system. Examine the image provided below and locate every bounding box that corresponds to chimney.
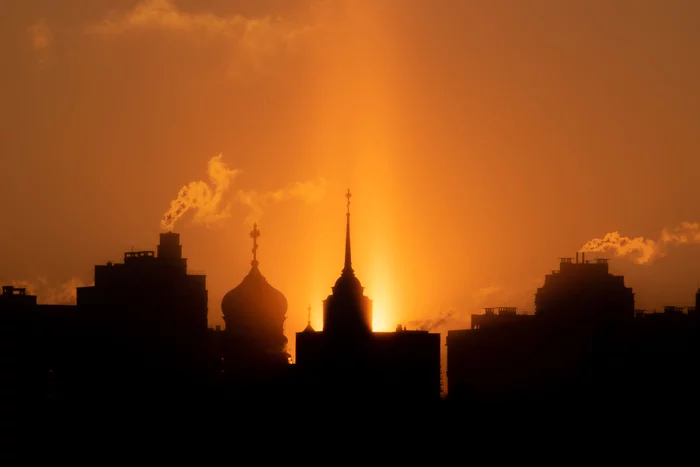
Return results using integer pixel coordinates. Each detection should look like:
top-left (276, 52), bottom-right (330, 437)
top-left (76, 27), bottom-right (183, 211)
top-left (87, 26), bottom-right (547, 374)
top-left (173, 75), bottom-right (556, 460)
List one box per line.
top-left (581, 252), bottom-right (585, 263)
top-left (158, 232), bottom-right (182, 259)
top-left (576, 252), bottom-right (579, 264)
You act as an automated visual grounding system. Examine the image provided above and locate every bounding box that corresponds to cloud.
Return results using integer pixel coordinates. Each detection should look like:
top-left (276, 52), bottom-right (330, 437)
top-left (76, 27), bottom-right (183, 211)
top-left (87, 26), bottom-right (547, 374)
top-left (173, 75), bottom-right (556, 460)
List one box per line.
top-left (11, 277), bottom-right (90, 305)
top-left (477, 285), bottom-right (504, 297)
top-left (27, 18), bottom-right (52, 51)
top-left (86, 0), bottom-right (315, 77)
top-left (161, 154), bottom-right (326, 230)
top-left (236, 178), bottom-right (327, 226)
top-left (580, 221), bottom-right (700, 264)
top-left (88, 0), bottom-right (249, 36)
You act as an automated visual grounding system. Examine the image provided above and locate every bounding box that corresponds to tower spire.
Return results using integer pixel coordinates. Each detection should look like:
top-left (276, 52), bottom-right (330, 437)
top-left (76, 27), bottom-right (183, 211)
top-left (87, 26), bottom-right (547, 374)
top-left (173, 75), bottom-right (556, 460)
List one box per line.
top-left (250, 223), bottom-right (260, 268)
top-left (307, 304), bottom-right (311, 327)
top-left (343, 189), bottom-right (353, 275)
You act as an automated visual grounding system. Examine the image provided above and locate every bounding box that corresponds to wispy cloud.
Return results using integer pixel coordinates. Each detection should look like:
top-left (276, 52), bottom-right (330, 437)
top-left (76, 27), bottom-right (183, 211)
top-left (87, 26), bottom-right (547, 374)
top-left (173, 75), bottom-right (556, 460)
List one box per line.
top-left (86, 0), bottom-right (315, 77)
top-left (236, 178), bottom-right (327, 226)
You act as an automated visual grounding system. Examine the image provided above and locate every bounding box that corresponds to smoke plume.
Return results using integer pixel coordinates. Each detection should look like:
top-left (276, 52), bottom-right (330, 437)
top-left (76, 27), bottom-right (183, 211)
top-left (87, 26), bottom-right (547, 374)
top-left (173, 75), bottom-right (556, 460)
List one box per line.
top-left (161, 154), bottom-right (240, 231)
top-left (161, 154), bottom-right (326, 230)
top-left (581, 221), bottom-right (700, 264)
top-left (409, 309), bottom-right (455, 332)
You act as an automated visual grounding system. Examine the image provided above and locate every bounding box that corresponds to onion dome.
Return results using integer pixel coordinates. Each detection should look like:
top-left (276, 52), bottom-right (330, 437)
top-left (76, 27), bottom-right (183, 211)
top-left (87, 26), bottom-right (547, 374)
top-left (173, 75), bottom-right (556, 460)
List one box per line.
top-left (221, 224), bottom-right (288, 357)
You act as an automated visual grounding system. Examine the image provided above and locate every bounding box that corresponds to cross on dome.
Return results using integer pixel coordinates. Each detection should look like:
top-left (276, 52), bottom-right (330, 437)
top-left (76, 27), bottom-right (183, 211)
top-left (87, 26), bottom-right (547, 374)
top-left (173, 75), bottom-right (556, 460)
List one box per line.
top-left (250, 223), bottom-right (260, 268)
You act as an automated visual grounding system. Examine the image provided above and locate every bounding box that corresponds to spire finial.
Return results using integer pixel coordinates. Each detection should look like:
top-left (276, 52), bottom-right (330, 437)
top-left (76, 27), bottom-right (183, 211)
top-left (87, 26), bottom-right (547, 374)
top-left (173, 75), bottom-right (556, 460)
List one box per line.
top-left (343, 189), bottom-right (353, 275)
top-left (250, 223), bottom-right (260, 268)
top-left (307, 304), bottom-right (311, 327)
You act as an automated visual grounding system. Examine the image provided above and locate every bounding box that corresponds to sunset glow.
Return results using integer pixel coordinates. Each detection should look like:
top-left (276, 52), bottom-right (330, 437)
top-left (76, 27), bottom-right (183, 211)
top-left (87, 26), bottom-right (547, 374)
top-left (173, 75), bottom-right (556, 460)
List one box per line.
top-left (3, 0), bottom-right (700, 365)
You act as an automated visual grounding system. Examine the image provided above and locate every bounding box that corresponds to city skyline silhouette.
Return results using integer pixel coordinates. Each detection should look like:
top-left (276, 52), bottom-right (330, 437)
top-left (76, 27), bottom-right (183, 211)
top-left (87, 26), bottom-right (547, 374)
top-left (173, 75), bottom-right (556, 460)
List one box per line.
top-left (3, 0), bottom-right (700, 459)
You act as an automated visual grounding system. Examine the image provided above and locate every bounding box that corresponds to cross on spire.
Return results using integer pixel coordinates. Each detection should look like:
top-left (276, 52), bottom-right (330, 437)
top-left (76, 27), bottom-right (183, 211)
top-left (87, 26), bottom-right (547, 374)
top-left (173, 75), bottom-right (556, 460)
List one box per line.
top-left (250, 223), bottom-right (260, 267)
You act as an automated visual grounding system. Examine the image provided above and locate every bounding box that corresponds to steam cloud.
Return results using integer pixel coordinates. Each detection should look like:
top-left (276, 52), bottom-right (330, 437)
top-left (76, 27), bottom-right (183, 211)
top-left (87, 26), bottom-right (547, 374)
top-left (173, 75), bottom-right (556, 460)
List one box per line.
top-left (236, 179), bottom-right (327, 226)
top-left (581, 221), bottom-right (700, 264)
top-left (161, 154), bottom-right (326, 230)
top-left (160, 154), bottom-right (240, 231)
top-left (11, 277), bottom-right (90, 305)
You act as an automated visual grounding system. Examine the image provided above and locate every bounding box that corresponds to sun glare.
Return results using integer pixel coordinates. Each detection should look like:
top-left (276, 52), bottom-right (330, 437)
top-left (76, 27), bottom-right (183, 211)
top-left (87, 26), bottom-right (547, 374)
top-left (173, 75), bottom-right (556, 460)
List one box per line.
top-left (371, 301), bottom-right (394, 331)
top-left (367, 269), bottom-right (397, 332)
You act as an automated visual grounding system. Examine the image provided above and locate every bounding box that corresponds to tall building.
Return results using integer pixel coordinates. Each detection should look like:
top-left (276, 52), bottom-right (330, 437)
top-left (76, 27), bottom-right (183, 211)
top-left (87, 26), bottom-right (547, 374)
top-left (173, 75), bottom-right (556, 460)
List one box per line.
top-left (296, 190), bottom-right (441, 405)
top-left (447, 253), bottom-right (642, 408)
top-left (77, 232), bottom-right (207, 337)
top-left (535, 253), bottom-right (634, 325)
top-left (74, 232), bottom-right (209, 403)
top-left (78, 232), bottom-right (207, 326)
top-left (322, 189), bottom-right (373, 337)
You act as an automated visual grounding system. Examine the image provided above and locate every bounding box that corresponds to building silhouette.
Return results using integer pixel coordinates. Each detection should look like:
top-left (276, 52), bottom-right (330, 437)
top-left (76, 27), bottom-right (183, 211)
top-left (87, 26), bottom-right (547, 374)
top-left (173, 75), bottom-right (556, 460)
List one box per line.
top-left (322, 190), bottom-right (373, 337)
top-left (216, 223), bottom-right (293, 401)
top-left (32, 233), bottom-right (207, 416)
top-left (76, 232), bottom-right (208, 384)
top-left (535, 253), bottom-right (635, 325)
top-left (5, 209), bottom-right (700, 452)
top-left (296, 190), bottom-right (441, 406)
top-left (77, 232), bottom-right (208, 334)
top-left (446, 253), bottom-right (700, 413)
top-left (470, 307), bottom-right (533, 330)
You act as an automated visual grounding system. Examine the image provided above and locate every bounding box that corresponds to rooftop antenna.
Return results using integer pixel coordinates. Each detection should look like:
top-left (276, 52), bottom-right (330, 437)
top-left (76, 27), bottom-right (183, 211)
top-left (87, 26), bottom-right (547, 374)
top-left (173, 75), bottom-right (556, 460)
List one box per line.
top-left (307, 304), bottom-right (311, 327)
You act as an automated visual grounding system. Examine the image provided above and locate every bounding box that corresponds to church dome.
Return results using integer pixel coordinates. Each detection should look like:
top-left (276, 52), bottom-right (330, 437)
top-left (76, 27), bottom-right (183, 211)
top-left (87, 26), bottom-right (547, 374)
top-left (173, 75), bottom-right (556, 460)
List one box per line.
top-left (221, 224), bottom-right (288, 359)
top-left (333, 272), bottom-right (363, 294)
top-left (221, 265), bottom-right (287, 324)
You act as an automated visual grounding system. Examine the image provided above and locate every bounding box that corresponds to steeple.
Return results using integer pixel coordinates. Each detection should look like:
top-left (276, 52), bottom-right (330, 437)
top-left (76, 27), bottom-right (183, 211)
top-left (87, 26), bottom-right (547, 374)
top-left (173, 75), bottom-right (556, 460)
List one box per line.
top-left (343, 188), bottom-right (353, 275)
top-left (322, 189), bottom-right (373, 335)
top-left (250, 223), bottom-right (260, 268)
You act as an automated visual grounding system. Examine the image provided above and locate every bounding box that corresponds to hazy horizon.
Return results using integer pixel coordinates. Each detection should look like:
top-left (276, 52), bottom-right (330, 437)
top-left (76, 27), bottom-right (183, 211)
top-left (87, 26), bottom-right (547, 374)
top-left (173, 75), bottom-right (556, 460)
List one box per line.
top-left (2, 0), bottom-right (700, 360)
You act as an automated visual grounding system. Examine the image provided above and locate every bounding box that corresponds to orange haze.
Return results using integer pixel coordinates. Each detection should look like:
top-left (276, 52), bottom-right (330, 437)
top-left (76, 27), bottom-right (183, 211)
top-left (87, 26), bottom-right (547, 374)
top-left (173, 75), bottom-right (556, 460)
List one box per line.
top-left (3, 1), bottom-right (700, 362)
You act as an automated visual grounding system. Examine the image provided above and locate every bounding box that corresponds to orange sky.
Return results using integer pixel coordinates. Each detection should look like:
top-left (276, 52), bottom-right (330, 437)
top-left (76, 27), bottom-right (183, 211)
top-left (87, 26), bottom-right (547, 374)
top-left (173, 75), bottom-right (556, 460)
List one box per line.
top-left (2, 0), bottom-right (700, 360)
